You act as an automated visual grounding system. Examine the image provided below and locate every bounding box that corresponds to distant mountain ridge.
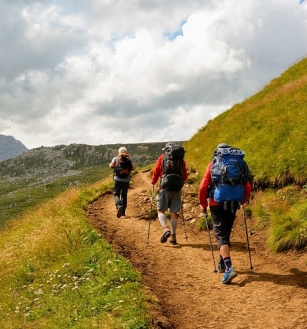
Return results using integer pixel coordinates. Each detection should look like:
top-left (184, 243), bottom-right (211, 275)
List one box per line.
top-left (0, 141), bottom-right (185, 224)
top-left (0, 142), bottom-right (184, 181)
top-left (0, 141), bottom-right (185, 191)
top-left (0, 135), bottom-right (28, 161)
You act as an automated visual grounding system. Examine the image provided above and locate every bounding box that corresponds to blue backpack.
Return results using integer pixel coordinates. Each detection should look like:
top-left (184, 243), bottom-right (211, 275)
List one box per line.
top-left (210, 145), bottom-right (249, 203)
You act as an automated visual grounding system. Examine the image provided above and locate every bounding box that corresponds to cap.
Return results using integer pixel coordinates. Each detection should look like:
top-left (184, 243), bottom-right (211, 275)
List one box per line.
top-left (162, 142), bottom-right (177, 151)
top-left (118, 147), bottom-right (127, 153)
top-left (217, 143), bottom-right (229, 148)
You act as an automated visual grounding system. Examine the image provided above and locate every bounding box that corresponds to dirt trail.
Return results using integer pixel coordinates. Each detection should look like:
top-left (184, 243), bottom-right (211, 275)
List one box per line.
top-left (87, 171), bottom-right (307, 329)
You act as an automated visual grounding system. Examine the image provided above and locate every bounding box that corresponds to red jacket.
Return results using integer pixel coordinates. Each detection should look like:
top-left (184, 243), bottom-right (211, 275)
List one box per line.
top-left (198, 161), bottom-right (251, 209)
top-left (151, 154), bottom-right (189, 186)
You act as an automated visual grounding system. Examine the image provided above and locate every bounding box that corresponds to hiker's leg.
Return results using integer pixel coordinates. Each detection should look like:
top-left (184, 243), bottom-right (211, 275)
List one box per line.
top-left (157, 189), bottom-right (172, 243)
top-left (210, 205), bottom-right (233, 267)
top-left (169, 190), bottom-right (181, 234)
top-left (221, 206), bottom-right (238, 271)
top-left (169, 191), bottom-right (182, 244)
top-left (170, 213), bottom-right (178, 233)
top-left (210, 205), bottom-right (229, 247)
top-left (121, 181), bottom-right (129, 215)
top-left (225, 202), bottom-right (238, 246)
top-left (113, 181), bottom-right (122, 208)
top-left (157, 189), bottom-right (169, 227)
top-left (211, 205), bottom-right (238, 283)
top-left (219, 244), bottom-right (230, 262)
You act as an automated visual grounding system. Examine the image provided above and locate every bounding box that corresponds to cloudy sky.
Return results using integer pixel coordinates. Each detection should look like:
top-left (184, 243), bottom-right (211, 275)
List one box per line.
top-left (1, 0), bottom-right (307, 149)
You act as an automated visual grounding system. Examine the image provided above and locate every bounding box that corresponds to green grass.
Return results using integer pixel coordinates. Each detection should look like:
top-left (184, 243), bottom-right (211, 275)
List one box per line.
top-left (0, 166), bottom-right (111, 227)
top-left (184, 57), bottom-right (307, 187)
top-left (0, 178), bottom-right (153, 328)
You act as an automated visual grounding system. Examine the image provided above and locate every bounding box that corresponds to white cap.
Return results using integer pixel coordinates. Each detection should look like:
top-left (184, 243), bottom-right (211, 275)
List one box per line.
top-left (118, 147), bottom-right (127, 153)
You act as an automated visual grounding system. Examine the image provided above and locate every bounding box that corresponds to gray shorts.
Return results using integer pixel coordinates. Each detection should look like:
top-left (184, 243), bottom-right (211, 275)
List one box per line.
top-left (157, 189), bottom-right (182, 213)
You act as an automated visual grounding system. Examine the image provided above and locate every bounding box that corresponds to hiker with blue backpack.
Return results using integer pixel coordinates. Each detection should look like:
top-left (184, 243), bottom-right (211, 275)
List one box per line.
top-left (151, 142), bottom-right (188, 245)
top-left (109, 147), bottom-right (135, 218)
top-left (198, 143), bottom-right (251, 284)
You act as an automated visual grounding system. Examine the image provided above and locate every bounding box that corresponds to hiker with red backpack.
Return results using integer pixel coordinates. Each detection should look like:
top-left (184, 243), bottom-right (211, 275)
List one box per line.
top-left (109, 146), bottom-right (135, 218)
top-left (151, 142), bottom-right (188, 245)
top-left (198, 143), bottom-right (251, 284)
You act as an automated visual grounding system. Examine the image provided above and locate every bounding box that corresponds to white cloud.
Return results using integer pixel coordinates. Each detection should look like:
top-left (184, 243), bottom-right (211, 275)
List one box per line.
top-left (0, 0), bottom-right (307, 149)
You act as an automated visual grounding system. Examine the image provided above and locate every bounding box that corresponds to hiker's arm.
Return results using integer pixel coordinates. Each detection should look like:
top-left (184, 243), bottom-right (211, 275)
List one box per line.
top-left (151, 155), bottom-right (163, 185)
top-left (243, 181), bottom-right (252, 205)
top-left (109, 157), bottom-right (117, 169)
top-left (198, 162), bottom-right (212, 209)
top-left (182, 160), bottom-right (189, 181)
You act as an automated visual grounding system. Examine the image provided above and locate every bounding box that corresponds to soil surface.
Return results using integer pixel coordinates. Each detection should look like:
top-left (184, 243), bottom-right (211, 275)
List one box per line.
top-left (87, 171), bottom-right (307, 329)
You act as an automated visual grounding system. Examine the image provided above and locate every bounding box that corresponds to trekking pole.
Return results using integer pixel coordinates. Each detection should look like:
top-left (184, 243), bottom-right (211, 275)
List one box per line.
top-left (181, 194), bottom-right (188, 241)
top-left (204, 211), bottom-right (217, 273)
top-left (242, 205), bottom-right (253, 270)
top-left (146, 185), bottom-right (155, 246)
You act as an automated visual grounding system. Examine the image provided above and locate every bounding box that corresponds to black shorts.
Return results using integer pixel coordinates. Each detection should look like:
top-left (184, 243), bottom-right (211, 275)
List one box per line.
top-left (210, 203), bottom-right (238, 248)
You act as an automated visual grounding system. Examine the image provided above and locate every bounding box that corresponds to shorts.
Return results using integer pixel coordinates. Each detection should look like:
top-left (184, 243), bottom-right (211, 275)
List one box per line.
top-left (157, 188), bottom-right (182, 213)
top-left (210, 203), bottom-right (238, 248)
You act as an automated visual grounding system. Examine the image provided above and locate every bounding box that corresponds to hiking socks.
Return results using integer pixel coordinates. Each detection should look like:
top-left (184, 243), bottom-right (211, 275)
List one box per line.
top-left (171, 217), bottom-right (178, 234)
top-left (217, 255), bottom-right (226, 273)
top-left (158, 213), bottom-right (167, 227)
top-left (223, 257), bottom-right (232, 270)
top-left (219, 255), bottom-right (224, 265)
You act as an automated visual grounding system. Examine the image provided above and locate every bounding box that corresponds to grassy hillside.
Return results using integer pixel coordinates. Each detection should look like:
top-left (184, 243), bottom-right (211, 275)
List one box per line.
top-left (0, 178), bottom-right (153, 328)
top-left (184, 56), bottom-right (307, 252)
top-left (185, 57), bottom-right (307, 188)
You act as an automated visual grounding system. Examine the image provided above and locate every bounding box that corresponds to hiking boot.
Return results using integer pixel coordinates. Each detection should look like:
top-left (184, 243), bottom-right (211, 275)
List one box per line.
top-left (217, 260), bottom-right (226, 273)
top-left (221, 266), bottom-right (238, 284)
top-left (160, 227), bottom-right (171, 243)
top-left (169, 233), bottom-right (177, 245)
top-left (121, 206), bottom-right (126, 216)
top-left (116, 205), bottom-right (122, 218)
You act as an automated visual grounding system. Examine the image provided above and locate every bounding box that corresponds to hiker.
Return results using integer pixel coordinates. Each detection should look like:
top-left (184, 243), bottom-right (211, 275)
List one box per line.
top-left (151, 142), bottom-right (188, 245)
top-left (109, 146), bottom-right (135, 218)
top-left (198, 143), bottom-right (251, 284)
